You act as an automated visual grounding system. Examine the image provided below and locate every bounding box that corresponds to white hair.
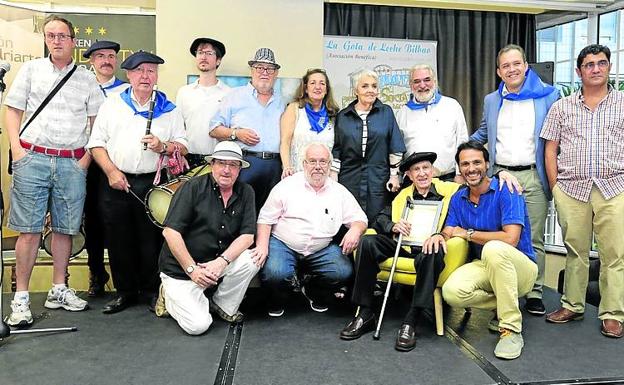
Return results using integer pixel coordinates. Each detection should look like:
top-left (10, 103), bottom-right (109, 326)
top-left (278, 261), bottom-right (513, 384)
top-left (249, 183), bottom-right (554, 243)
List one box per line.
top-left (409, 64), bottom-right (439, 89)
top-left (351, 68), bottom-right (378, 93)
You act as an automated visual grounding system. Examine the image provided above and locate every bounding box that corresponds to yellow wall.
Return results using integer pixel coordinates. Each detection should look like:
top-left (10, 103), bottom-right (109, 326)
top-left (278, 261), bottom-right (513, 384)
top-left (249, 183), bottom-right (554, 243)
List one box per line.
top-left (155, 0), bottom-right (324, 96)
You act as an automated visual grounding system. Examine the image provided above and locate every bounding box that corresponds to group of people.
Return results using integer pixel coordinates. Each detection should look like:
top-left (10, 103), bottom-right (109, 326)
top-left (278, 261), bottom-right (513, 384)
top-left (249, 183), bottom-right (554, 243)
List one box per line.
top-left (4, 14), bottom-right (623, 362)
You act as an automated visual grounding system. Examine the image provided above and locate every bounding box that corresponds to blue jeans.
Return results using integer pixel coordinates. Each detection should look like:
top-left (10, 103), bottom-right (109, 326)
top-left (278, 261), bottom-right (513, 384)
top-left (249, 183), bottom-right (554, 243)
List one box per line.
top-left (9, 150), bottom-right (86, 234)
top-left (260, 236), bottom-right (353, 305)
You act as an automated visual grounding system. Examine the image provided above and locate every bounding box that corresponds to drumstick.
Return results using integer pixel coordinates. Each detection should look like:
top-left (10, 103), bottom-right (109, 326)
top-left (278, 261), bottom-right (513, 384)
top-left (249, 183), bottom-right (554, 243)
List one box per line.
top-left (143, 85), bottom-right (158, 151)
top-left (127, 188), bottom-right (148, 207)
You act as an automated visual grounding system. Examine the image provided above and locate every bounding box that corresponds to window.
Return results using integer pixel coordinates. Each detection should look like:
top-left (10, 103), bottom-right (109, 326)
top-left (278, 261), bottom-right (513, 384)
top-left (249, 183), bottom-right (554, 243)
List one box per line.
top-left (537, 18), bottom-right (587, 95)
top-left (599, 10), bottom-right (623, 91)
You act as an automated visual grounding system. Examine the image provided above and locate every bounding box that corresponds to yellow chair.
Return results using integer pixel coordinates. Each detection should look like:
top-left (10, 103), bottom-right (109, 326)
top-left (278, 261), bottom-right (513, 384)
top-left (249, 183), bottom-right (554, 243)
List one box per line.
top-left (376, 237), bottom-right (468, 336)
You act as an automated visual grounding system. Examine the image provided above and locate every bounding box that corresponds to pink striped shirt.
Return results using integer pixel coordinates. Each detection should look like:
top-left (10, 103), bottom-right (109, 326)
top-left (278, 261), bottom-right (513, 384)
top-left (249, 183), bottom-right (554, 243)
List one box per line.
top-left (257, 172), bottom-right (368, 256)
top-left (540, 88), bottom-right (624, 202)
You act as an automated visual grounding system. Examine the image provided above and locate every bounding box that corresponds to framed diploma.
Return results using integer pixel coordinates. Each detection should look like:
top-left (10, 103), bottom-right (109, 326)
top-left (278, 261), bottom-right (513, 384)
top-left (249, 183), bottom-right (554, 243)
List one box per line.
top-left (400, 200), bottom-right (443, 247)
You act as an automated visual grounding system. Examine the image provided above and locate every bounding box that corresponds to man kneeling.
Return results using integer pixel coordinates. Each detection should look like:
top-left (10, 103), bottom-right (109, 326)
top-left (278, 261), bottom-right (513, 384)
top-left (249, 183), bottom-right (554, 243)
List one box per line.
top-left (157, 142), bottom-right (260, 335)
top-left (439, 141), bottom-right (537, 359)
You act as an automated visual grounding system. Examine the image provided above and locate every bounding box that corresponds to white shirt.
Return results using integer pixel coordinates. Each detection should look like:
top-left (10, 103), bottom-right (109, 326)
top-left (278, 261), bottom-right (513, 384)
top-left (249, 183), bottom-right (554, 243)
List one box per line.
top-left (396, 95), bottom-right (468, 175)
top-left (5, 56), bottom-right (104, 149)
top-left (258, 172), bottom-right (367, 256)
top-left (496, 92), bottom-right (536, 166)
top-left (289, 107), bottom-right (334, 172)
top-left (99, 76), bottom-right (130, 96)
top-left (87, 90), bottom-right (188, 174)
top-left (176, 79), bottom-right (230, 154)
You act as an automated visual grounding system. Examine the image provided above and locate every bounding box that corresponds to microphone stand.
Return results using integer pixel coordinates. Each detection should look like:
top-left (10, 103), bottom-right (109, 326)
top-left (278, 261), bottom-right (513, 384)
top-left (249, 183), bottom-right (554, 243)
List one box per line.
top-left (0, 77), bottom-right (77, 341)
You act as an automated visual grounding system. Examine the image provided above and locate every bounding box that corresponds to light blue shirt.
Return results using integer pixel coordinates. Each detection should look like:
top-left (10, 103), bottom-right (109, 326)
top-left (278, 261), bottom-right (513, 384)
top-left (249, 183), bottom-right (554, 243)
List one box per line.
top-left (210, 82), bottom-right (284, 153)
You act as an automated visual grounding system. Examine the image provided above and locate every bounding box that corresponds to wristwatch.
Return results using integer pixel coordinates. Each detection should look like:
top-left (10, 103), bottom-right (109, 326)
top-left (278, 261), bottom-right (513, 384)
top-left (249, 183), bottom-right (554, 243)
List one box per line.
top-left (467, 229), bottom-right (475, 242)
top-left (160, 142), bottom-right (168, 154)
top-left (230, 128), bottom-right (237, 141)
top-left (220, 255), bottom-right (232, 265)
top-left (185, 264), bottom-right (197, 275)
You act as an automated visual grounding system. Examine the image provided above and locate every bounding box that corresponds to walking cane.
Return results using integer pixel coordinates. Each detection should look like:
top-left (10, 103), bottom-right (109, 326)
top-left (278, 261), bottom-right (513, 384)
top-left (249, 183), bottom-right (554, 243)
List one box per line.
top-left (373, 196), bottom-right (413, 340)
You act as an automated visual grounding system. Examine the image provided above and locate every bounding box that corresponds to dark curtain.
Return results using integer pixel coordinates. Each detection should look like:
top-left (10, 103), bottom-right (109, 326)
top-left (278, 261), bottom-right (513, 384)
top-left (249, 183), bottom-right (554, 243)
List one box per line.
top-left (324, 3), bottom-right (536, 132)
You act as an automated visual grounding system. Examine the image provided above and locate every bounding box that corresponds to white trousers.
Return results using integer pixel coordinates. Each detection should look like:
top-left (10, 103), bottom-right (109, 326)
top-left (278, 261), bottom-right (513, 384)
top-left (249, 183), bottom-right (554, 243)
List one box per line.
top-left (160, 249), bottom-right (260, 335)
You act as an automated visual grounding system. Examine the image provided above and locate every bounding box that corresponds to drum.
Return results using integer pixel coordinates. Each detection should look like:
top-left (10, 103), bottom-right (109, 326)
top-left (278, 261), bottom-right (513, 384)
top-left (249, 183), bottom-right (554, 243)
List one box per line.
top-left (185, 163), bottom-right (211, 177)
top-left (41, 214), bottom-right (86, 259)
top-left (145, 164), bottom-right (212, 228)
top-left (145, 175), bottom-right (191, 227)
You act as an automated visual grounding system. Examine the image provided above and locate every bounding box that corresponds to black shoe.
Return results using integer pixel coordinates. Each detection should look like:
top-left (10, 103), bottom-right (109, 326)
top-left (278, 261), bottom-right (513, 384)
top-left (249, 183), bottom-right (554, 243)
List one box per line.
top-left (340, 314), bottom-right (376, 340)
top-left (88, 271), bottom-right (110, 297)
top-left (102, 295), bottom-right (137, 314)
top-left (147, 295), bottom-right (158, 313)
top-left (524, 298), bottom-right (546, 316)
top-left (395, 324), bottom-right (416, 352)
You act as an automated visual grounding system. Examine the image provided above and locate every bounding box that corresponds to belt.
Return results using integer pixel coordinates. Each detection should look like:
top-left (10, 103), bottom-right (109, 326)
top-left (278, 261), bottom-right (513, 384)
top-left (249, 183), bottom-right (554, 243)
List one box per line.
top-left (496, 163), bottom-right (536, 172)
top-left (242, 150), bottom-right (279, 160)
top-left (20, 140), bottom-right (86, 159)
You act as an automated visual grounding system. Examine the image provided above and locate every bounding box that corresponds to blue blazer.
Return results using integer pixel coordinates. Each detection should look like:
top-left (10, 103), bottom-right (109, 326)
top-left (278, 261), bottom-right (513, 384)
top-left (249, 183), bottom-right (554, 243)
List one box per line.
top-left (470, 89), bottom-right (559, 200)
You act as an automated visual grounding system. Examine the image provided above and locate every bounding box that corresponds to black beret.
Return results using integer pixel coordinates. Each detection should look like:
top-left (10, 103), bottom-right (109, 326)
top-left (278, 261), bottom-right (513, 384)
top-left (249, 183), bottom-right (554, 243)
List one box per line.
top-left (120, 51), bottom-right (164, 70)
top-left (399, 152), bottom-right (437, 173)
top-left (82, 40), bottom-right (120, 59)
top-left (189, 38), bottom-right (226, 58)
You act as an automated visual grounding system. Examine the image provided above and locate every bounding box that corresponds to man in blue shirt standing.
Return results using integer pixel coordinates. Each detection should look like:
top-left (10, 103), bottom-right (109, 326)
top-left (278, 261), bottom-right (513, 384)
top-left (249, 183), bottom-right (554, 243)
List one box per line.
top-left (210, 48), bottom-right (285, 213)
top-left (427, 141), bottom-right (537, 360)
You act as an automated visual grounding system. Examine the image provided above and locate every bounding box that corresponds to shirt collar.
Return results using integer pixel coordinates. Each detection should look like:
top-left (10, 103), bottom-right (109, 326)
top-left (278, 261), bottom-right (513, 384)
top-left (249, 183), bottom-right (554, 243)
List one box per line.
top-left (459, 177), bottom-right (497, 200)
top-left (100, 76), bottom-right (117, 88)
top-left (412, 183), bottom-right (442, 200)
top-left (577, 84), bottom-right (615, 105)
top-left (191, 78), bottom-right (222, 90)
top-left (47, 55), bottom-right (75, 73)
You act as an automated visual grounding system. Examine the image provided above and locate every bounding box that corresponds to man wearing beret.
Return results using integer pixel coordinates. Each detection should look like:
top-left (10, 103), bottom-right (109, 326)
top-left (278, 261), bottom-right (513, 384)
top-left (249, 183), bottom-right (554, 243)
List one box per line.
top-left (87, 51), bottom-right (188, 314)
top-left (340, 151), bottom-right (460, 351)
top-left (83, 40), bottom-right (129, 96)
top-left (5, 15), bottom-right (103, 327)
top-left (177, 38), bottom-right (230, 169)
top-left (82, 40), bottom-right (130, 298)
top-left (210, 48), bottom-right (285, 213)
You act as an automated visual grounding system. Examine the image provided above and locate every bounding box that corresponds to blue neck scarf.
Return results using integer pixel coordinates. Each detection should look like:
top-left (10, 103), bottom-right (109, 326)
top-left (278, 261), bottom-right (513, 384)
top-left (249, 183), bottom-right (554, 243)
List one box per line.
top-left (498, 68), bottom-right (556, 104)
top-left (100, 78), bottom-right (126, 97)
top-left (120, 87), bottom-right (176, 119)
top-left (405, 90), bottom-right (442, 110)
top-left (304, 103), bottom-right (330, 133)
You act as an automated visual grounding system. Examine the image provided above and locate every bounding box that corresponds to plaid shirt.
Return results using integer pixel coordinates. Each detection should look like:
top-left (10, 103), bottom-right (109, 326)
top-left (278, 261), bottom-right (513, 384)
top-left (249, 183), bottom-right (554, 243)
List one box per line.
top-left (540, 87), bottom-right (624, 202)
top-left (5, 56), bottom-right (104, 149)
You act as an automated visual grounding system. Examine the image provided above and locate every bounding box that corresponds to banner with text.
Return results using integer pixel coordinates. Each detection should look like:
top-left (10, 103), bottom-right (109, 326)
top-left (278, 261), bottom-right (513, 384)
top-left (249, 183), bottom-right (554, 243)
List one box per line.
top-left (323, 35), bottom-right (437, 111)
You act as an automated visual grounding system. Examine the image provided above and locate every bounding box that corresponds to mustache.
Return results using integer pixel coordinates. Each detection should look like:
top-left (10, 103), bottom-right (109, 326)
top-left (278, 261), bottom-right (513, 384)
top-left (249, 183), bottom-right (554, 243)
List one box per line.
top-left (99, 64), bottom-right (113, 69)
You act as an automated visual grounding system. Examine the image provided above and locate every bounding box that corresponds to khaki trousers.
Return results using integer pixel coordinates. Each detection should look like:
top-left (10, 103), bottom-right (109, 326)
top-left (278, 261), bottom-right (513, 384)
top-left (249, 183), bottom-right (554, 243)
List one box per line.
top-left (553, 185), bottom-right (624, 321)
top-left (442, 240), bottom-right (537, 333)
top-left (494, 166), bottom-right (548, 299)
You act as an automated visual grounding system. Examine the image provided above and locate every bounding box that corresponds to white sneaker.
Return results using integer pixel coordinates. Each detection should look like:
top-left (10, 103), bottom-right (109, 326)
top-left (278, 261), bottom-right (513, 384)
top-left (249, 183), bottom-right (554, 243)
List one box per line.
top-left (7, 300), bottom-right (33, 327)
top-left (44, 287), bottom-right (88, 311)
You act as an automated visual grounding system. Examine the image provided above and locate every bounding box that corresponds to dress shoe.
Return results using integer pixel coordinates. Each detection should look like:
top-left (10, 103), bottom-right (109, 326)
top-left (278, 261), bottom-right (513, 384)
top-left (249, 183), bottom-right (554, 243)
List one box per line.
top-left (601, 319), bottom-right (623, 338)
top-left (88, 271), bottom-right (110, 297)
top-left (395, 323), bottom-right (416, 352)
top-left (102, 295), bottom-right (137, 314)
top-left (545, 307), bottom-right (584, 323)
top-left (524, 298), bottom-right (546, 316)
top-left (340, 314), bottom-right (376, 340)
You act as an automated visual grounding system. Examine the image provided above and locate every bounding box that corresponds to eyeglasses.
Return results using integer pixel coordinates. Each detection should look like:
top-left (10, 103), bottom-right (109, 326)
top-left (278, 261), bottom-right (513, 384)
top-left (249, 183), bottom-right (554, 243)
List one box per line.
top-left (45, 33), bottom-right (72, 42)
top-left (214, 159), bottom-right (241, 168)
top-left (304, 159), bottom-right (329, 167)
top-left (252, 65), bottom-right (277, 74)
top-left (196, 50), bottom-right (217, 57)
top-left (581, 60), bottom-right (609, 71)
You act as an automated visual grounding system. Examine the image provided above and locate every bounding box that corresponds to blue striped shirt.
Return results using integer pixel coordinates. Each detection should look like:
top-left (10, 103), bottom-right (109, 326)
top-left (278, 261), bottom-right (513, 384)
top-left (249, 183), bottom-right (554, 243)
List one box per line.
top-left (209, 82), bottom-right (284, 152)
top-left (445, 178), bottom-right (535, 261)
